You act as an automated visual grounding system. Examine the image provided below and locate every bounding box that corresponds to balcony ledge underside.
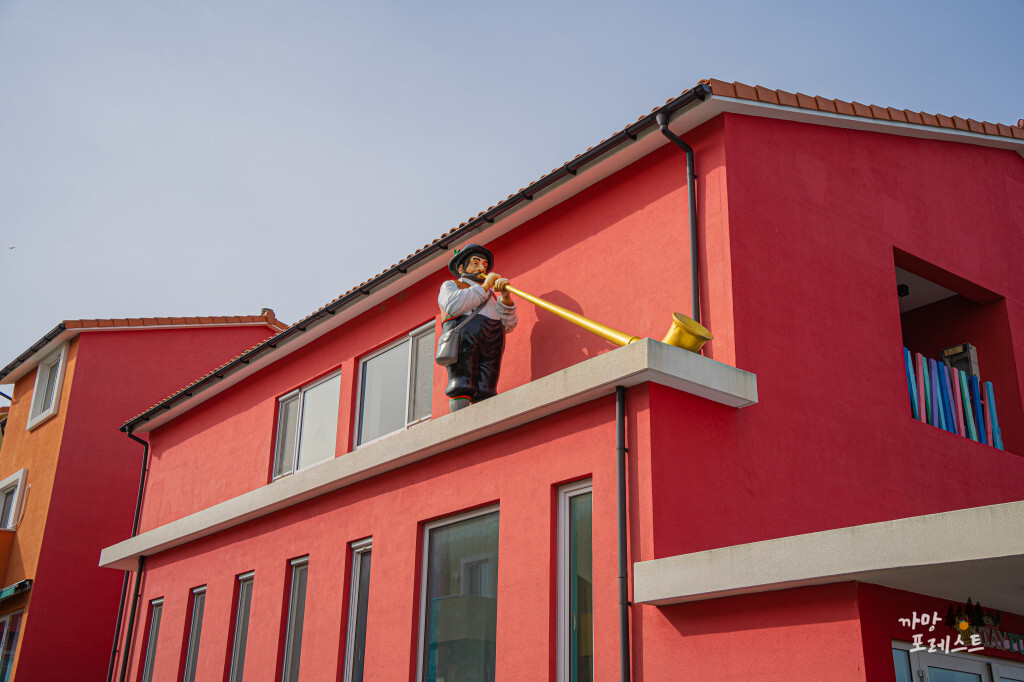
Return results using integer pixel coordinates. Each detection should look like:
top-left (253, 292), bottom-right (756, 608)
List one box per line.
top-left (634, 499), bottom-right (1024, 615)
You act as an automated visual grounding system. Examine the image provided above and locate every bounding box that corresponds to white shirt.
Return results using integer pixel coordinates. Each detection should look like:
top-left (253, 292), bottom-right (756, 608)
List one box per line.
top-left (438, 278), bottom-right (518, 332)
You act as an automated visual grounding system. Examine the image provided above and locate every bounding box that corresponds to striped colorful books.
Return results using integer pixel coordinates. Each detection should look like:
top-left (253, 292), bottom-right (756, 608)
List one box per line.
top-left (903, 347), bottom-right (1002, 449)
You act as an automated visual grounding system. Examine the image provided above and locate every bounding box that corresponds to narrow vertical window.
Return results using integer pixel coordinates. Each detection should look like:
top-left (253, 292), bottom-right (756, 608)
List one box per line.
top-left (280, 557), bottom-right (308, 682)
top-left (418, 507), bottom-right (499, 682)
top-left (0, 611), bottom-right (24, 682)
top-left (140, 599), bottom-right (163, 682)
top-left (227, 572), bottom-right (254, 682)
top-left (181, 587), bottom-right (206, 682)
top-left (0, 469), bottom-right (26, 530)
top-left (357, 324), bottom-right (434, 445)
top-left (343, 539), bottom-right (372, 682)
top-left (558, 481), bottom-right (593, 682)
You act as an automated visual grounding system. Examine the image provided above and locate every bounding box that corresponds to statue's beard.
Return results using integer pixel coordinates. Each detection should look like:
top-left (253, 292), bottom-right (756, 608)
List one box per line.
top-left (462, 271), bottom-right (487, 282)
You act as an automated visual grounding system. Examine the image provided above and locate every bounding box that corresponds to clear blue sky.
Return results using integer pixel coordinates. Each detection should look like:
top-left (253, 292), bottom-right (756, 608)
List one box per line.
top-left (1, 0), bottom-right (1021, 400)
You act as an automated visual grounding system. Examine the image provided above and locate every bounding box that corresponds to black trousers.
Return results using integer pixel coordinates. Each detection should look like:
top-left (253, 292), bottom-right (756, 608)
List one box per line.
top-left (444, 315), bottom-right (506, 402)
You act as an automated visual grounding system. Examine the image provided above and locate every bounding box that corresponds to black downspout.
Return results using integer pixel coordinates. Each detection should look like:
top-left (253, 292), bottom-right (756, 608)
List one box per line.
top-left (118, 556), bottom-right (146, 682)
top-left (655, 113), bottom-right (701, 326)
top-left (616, 386), bottom-right (631, 682)
top-left (107, 429), bottom-right (150, 682)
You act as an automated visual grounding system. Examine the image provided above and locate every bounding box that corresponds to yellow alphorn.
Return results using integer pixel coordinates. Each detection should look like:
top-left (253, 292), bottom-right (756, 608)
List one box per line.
top-left (501, 284), bottom-right (712, 353)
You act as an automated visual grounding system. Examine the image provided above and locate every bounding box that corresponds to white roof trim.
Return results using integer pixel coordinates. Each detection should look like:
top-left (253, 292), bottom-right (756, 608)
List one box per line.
top-left (634, 499), bottom-right (1024, 615)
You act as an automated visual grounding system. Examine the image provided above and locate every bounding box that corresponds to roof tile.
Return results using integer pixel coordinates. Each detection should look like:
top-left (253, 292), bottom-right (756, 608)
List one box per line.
top-left (755, 86), bottom-right (780, 105)
top-left (834, 100), bottom-right (855, 116)
top-left (966, 118), bottom-right (985, 134)
top-left (936, 114), bottom-right (955, 129)
top-left (851, 101), bottom-right (873, 118)
top-left (814, 96), bottom-right (838, 114)
top-left (905, 110), bottom-right (924, 125)
top-left (951, 116), bottom-right (970, 131)
top-left (733, 82), bottom-right (758, 100)
top-left (776, 89), bottom-right (799, 108)
top-left (795, 93), bottom-right (819, 110)
top-left (887, 108), bottom-right (908, 123)
top-left (869, 105), bottom-right (891, 120)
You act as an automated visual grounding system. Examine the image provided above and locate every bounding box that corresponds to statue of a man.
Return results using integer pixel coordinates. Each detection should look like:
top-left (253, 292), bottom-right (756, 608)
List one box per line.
top-left (438, 244), bottom-right (517, 412)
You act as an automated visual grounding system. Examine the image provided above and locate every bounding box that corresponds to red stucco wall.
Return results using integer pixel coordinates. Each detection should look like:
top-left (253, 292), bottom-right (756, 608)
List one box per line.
top-left (13, 325), bottom-right (276, 681)
top-left (124, 391), bottom-right (650, 681)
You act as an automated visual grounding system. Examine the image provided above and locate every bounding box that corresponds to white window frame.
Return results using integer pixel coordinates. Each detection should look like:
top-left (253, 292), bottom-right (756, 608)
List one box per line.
top-left (416, 505), bottom-right (499, 682)
top-left (354, 323), bottom-right (435, 447)
top-left (281, 556), bottom-right (309, 682)
top-left (26, 344), bottom-right (67, 430)
top-left (0, 469), bottom-right (28, 530)
top-left (227, 571), bottom-right (255, 682)
top-left (557, 480), bottom-right (593, 682)
top-left (343, 538), bottom-right (372, 682)
top-left (140, 598), bottom-right (164, 682)
top-left (893, 640), bottom-right (1024, 681)
top-left (182, 586), bottom-right (207, 682)
top-left (273, 371), bottom-right (341, 480)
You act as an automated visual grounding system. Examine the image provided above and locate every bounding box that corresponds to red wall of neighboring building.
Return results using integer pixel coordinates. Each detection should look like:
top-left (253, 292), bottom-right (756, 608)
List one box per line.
top-left (14, 325), bottom-right (276, 680)
top-left (648, 113), bottom-right (1024, 561)
top-left (125, 391), bottom-right (650, 681)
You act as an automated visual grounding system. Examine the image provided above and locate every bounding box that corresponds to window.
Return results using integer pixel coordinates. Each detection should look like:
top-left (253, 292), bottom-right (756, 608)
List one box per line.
top-left (140, 599), bottom-right (163, 682)
top-left (273, 373), bottom-right (341, 479)
top-left (26, 345), bottom-right (66, 430)
top-left (227, 572), bottom-right (254, 682)
top-left (181, 586), bottom-right (206, 682)
top-left (418, 507), bottom-right (499, 682)
top-left (343, 539), bottom-right (372, 682)
top-left (356, 324), bottom-right (434, 445)
top-left (280, 557), bottom-right (308, 682)
top-left (558, 481), bottom-right (593, 682)
top-left (0, 611), bottom-right (23, 682)
top-left (893, 641), bottom-right (1024, 681)
top-left (0, 470), bottom-right (27, 530)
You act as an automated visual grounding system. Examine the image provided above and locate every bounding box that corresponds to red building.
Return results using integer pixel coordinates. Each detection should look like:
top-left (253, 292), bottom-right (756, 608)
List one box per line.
top-left (101, 80), bottom-right (1024, 681)
top-left (0, 312), bottom-right (286, 680)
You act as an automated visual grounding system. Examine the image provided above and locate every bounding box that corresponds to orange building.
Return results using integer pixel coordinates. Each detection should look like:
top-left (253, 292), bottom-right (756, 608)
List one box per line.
top-left (0, 313), bottom-right (286, 680)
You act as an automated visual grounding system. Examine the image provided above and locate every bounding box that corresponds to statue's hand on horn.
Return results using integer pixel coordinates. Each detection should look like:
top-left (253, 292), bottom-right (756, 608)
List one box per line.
top-left (482, 273), bottom-right (514, 304)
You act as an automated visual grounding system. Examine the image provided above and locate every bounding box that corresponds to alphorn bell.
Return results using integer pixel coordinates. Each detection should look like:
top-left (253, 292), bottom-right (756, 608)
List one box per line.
top-left (501, 284), bottom-right (712, 353)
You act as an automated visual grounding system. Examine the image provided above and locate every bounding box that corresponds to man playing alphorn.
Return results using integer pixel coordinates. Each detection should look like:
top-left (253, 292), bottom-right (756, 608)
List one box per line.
top-left (438, 244), bottom-right (517, 412)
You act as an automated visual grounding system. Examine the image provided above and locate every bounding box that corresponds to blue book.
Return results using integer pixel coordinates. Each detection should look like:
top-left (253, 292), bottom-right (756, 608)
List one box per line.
top-left (922, 356), bottom-right (932, 424)
top-left (904, 347), bottom-right (918, 419)
top-left (985, 381), bottom-right (1003, 450)
top-left (971, 375), bottom-right (986, 445)
top-left (939, 364), bottom-right (957, 435)
top-left (929, 359), bottom-right (946, 431)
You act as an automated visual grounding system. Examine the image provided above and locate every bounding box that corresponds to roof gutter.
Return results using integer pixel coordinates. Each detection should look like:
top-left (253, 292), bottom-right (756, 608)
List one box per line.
top-left (0, 323), bottom-right (67, 384)
top-left (121, 82), bottom-right (713, 434)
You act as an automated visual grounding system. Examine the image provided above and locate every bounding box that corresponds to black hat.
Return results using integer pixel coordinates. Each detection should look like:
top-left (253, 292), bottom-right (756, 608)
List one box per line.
top-left (448, 243), bottom-right (494, 278)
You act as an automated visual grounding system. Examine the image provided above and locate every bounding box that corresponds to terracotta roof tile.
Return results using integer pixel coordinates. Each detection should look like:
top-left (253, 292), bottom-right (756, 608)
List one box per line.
top-left (733, 82), bottom-right (758, 101)
top-left (951, 116), bottom-right (969, 131)
top-left (851, 101), bottom-right (872, 118)
top-left (936, 114), bottom-right (955, 129)
top-left (755, 86), bottom-right (780, 105)
top-left (983, 122), bottom-right (1000, 135)
top-left (814, 96), bottom-right (838, 114)
top-left (776, 90), bottom-right (799, 108)
top-left (887, 108), bottom-right (909, 123)
top-left (835, 100), bottom-right (855, 116)
top-left (869, 105), bottom-right (890, 120)
top-left (920, 112), bottom-right (939, 126)
top-left (795, 93), bottom-right (818, 110)
top-left (1013, 126), bottom-right (1024, 140)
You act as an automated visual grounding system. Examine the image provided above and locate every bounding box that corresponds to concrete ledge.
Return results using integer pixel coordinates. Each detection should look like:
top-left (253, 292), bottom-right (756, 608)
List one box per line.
top-left (634, 500), bottom-right (1024, 615)
top-left (99, 339), bottom-right (756, 570)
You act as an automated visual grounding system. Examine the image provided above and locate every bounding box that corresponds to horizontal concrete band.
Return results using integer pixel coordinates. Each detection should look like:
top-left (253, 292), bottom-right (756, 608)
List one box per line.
top-left (634, 500), bottom-right (1024, 615)
top-left (99, 339), bottom-right (757, 570)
